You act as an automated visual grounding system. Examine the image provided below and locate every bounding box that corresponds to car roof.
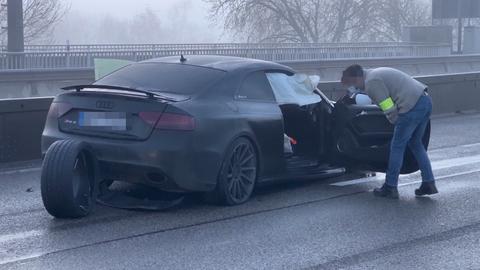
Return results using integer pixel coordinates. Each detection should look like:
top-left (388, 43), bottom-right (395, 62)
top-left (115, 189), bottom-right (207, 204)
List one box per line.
top-left (143, 55), bottom-right (295, 74)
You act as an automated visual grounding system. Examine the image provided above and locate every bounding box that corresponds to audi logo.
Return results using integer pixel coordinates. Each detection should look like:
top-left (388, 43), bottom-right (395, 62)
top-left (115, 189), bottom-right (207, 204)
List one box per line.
top-left (96, 100), bottom-right (115, 109)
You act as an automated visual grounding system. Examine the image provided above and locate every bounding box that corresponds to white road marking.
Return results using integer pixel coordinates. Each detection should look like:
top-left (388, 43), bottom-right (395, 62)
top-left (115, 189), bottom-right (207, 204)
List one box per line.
top-left (429, 142), bottom-right (480, 153)
top-left (0, 167), bottom-right (41, 176)
top-left (460, 142), bottom-right (480, 149)
top-left (432, 154), bottom-right (480, 170)
top-left (331, 154), bottom-right (480, 187)
top-left (398, 169), bottom-right (480, 187)
top-left (0, 230), bottom-right (45, 243)
top-left (331, 175), bottom-right (385, 187)
top-left (0, 253), bottom-right (46, 266)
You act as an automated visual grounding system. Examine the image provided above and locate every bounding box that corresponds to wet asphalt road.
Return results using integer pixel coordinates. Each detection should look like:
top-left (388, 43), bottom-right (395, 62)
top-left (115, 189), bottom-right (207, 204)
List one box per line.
top-left (0, 113), bottom-right (480, 270)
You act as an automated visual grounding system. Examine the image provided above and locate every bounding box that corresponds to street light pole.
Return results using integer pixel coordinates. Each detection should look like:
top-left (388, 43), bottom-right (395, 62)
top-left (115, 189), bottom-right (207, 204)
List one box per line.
top-left (457, 0), bottom-right (463, 54)
top-left (6, 0), bottom-right (24, 52)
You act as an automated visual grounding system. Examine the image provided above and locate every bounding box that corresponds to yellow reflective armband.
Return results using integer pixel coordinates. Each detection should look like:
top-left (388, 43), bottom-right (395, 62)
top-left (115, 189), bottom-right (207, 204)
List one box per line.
top-left (379, 97), bottom-right (395, 112)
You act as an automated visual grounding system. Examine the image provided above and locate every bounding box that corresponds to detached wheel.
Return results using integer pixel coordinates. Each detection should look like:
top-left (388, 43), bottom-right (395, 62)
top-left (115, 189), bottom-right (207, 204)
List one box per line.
top-left (41, 140), bottom-right (95, 218)
top-left (204, 138), bottom-right (258, 205)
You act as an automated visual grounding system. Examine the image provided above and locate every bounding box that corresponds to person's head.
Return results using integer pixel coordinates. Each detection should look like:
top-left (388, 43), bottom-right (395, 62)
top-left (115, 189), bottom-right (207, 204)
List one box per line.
top-left (341, 64), bottom-right (365, 90)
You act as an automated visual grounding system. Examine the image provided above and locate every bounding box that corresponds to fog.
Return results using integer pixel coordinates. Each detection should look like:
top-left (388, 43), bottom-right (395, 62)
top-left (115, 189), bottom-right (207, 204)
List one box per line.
top-left (51, 0), bottom-right (227, 44)
top-left (67, 0), bottom-right (198, 16)
top-left (1, 0), bottom-right (465, 47)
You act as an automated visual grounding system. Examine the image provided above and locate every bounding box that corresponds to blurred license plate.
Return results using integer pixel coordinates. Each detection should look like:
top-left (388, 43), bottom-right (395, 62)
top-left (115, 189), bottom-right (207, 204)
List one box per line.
top-left (78, 112), bottom-right (127, 131)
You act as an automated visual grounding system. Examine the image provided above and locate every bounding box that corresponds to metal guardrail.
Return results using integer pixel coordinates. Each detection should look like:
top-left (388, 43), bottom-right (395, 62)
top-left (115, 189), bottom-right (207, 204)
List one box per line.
top-left (0, 43), bottom-right (452, 70)
top-left (0, 42), bottom-right (452, 52)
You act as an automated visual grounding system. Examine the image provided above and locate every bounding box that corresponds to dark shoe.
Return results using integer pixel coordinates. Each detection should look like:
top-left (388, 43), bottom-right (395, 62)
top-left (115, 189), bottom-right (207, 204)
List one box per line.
top-left (373, 184), bottom-right (399, 199)
top-left (415, 182), bottom-right (438, 196)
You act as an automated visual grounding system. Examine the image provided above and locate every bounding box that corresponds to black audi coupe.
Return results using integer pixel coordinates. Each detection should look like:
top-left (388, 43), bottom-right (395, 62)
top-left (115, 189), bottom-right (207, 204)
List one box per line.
top-left (41, 55), bottom-right (429, 218)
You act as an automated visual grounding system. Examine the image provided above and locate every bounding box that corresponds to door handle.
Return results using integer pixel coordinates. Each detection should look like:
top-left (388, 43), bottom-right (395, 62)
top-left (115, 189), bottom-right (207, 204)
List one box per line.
top-left (356, 110), bottom-right (384, 117)
top-left (356, 110), bottom-right (369, 117)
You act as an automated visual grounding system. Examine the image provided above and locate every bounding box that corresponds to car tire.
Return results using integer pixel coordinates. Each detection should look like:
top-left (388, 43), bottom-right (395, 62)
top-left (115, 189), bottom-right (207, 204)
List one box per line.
top-left (203, 137), bottom-right (258, 206)
top-left (41, 140), bottom-right (96, 218)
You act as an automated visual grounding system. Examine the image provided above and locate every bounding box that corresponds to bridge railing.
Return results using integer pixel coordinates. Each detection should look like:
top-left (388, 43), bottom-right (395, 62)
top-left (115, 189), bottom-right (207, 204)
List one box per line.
top-left (0, 42), bottom-right (452, 52)
top-left (0, 43), bottom-right (452, 70)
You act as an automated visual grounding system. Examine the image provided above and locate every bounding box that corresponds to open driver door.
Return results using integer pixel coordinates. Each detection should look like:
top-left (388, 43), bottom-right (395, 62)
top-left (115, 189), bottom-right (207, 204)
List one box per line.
top-left (331, 102), bottom-right (431, 173)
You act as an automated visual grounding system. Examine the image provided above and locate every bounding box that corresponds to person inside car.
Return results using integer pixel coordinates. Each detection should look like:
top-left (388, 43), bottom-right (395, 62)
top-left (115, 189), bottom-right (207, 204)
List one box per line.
top-left (339, 70), bottom-right (373, 105)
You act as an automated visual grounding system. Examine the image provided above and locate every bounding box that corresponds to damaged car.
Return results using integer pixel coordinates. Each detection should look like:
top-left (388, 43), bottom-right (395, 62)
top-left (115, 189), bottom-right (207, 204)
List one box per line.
top-left (40, 55), bottom-right (430, 218)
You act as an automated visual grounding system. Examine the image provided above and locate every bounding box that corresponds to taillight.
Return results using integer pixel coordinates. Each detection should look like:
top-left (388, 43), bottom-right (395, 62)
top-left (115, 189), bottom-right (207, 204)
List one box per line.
top-left (139, 112), bottom-right (195, 131)
top-left (47, 102), bottom-right (72, 119)
top-left (155, 113), bottom-right (195, 131)
top-left (139, 112), bottom-right (163, 127)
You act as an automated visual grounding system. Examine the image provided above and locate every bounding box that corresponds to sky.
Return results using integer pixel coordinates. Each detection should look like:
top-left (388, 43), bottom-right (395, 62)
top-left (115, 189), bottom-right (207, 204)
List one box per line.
top-left (65, 0), bottom-right (210, 19)
top-left (52, 0), bottom-right (227, 44)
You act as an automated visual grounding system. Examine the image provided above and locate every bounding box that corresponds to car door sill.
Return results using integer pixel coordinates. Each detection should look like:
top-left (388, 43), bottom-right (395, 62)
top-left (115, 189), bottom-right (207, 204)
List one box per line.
top-left (259, 158), bottom-right (346, 184)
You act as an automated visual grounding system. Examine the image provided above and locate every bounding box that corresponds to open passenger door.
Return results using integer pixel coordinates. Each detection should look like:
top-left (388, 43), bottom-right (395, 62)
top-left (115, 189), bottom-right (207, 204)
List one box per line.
top-left (332, 102), bottom-right (430, 173)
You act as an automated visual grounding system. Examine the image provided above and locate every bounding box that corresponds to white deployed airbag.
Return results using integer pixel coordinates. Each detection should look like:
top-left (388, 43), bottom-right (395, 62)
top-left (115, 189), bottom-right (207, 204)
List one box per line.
top-left (266, 73), bottom-right (322, 106)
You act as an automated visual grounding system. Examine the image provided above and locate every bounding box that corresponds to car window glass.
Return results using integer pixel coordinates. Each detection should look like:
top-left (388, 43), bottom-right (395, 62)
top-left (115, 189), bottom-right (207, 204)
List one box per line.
top-left (236, 72), bottom-right (276, 101)
top-left (96, 63), bottom-right (226, 95)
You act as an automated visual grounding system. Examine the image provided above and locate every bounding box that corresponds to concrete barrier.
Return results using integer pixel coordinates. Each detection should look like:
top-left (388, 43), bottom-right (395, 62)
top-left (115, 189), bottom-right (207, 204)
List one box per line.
top-left (0, 69), bottom-right (94, 99)
top-left (0, 97), bottom-right (53, 163)
top-left (283, 54), bottom-right (480, 81)
top-left (0, 72), bottom-right (479, 163)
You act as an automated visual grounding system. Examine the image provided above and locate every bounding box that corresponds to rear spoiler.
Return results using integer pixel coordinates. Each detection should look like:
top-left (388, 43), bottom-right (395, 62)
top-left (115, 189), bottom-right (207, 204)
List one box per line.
top-left (62, 85), bottom-right (157, 99)
top-left (62, 85), bottom-right (188, 102)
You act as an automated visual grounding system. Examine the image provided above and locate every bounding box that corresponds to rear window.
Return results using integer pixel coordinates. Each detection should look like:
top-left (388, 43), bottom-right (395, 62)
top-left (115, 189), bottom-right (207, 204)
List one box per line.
top-left (95, 63), bottom-right (226, 95)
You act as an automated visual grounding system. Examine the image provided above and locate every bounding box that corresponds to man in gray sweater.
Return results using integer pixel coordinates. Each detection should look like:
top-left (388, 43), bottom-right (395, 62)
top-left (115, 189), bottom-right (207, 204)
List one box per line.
top-left (342, 65), bottom-right (438, 199)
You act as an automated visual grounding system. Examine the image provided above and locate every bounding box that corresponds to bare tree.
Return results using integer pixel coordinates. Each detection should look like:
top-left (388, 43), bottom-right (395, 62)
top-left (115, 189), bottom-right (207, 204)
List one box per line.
top-left (372, 0), bottom-right (431, 41)
top-left (205, 0), bottom-right (381, 43)
top-left (205, 0), bottom-right (436, 43)
top-left (0, 0), bottom-right (67, 44)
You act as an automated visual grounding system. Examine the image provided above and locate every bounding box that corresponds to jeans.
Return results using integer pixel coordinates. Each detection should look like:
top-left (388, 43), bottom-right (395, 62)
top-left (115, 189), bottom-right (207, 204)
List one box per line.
top-left (386, 95), bottom-right (435, 187)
